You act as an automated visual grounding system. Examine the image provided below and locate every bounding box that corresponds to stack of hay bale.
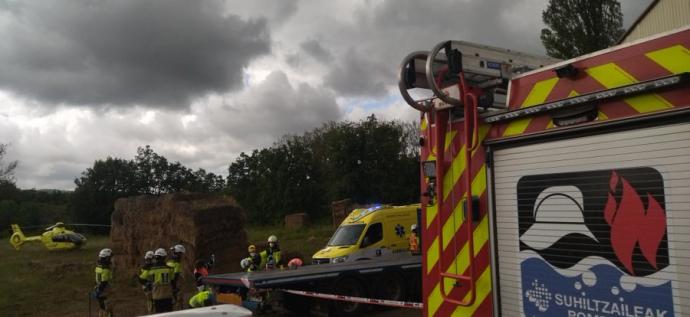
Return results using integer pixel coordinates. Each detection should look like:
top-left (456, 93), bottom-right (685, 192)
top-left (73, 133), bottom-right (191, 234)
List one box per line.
top-left (110, 193), bottom-right (247, 291)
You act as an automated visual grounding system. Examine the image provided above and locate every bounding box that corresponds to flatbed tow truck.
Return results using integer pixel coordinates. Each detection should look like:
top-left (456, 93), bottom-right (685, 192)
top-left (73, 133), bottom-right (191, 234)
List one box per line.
top-left (205, 255), bottom-right (421, 316)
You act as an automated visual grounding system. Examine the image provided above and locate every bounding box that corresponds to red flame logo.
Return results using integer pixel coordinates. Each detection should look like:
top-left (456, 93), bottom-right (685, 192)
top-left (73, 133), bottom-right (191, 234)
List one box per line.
top-left (603, 171), bottom-right (666, 275)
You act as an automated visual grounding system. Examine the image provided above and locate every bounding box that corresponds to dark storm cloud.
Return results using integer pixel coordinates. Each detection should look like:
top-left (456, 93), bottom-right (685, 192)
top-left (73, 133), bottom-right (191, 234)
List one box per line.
top-left (315, 0), bottom-right (652, 98)
top-left (208, 70), bottom-right (341, 139)
top-left (300, 39), bottom-right (333, 63)
top-left (324, 49), bottom-right (390, 97)
top-left (318, 0), bottom-right (535, 97)
top-left (0, 0), bottom-right (271, 109)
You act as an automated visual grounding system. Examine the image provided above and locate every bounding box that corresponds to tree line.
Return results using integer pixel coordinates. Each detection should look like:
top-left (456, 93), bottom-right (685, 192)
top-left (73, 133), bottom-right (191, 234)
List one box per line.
top-left (0, 145), bottom-right (225, 234)
top-left (0, 116), bottom-right (419, 230)
top-left (227, 115), bottom-right (420, 224)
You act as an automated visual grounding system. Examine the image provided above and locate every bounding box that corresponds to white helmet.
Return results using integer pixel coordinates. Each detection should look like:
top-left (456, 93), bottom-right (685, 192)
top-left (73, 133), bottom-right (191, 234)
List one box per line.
top-left (155, 248), bottom-right (167, 257)
top-left (144, 251), bottom-right (154, 260)
top-left (240, 258), bottom-right (252, 269)
top-left (171, 244), bottom-right (186, 254)
top-left (99, 248), bottom-right (113, 258)
top-left (267, 235), bottom-right (278, 243)
top-left (411, 224), bottom-right (418, 231)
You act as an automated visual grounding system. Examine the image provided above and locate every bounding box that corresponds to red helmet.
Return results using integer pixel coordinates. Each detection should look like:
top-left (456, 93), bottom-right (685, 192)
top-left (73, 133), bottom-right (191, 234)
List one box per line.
top-left (288, 258), bottom-right (303, 269)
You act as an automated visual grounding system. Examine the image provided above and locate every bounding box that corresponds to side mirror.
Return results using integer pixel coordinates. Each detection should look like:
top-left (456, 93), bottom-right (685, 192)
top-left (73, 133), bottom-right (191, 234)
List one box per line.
top-left (361, 237), bottom-right (371, 248)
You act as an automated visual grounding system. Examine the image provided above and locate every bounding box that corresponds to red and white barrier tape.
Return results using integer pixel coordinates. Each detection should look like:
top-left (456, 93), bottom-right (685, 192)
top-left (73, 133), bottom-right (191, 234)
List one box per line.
top-left (280, 289), bottom-right (424, 309)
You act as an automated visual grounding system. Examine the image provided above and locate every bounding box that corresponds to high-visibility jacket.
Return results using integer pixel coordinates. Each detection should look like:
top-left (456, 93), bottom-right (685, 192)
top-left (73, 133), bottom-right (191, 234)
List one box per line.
top-left (139, 265), bottom-right (174, 300)
top-left (409, 232), bottom-right (420, 255)
top-left (188, 290), bottom-right (215, 308)
top-left (166, 259), bottom-right (182, 280)
top-left (95, 265), bottom-right (112, 284)
top-left (259, 249), bottom-right (282, 269)
top-left (95, 264), bottom-right (112, 295)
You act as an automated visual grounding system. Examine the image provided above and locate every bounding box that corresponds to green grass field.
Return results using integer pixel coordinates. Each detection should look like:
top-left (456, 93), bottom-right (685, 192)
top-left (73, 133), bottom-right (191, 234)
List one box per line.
top-left (0, 224), bottom-right (334, 316)
top-left (0, 235), bottom-right (111, 316)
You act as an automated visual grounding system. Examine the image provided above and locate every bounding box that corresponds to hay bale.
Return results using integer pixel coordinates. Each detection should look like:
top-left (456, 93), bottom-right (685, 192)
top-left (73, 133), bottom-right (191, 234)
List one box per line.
top-left (284, 212), bottom-right (310, 230)
top-left (110, 193), bottom-right (247, 292)
top-left (331, 198), bottom-right (352, 228)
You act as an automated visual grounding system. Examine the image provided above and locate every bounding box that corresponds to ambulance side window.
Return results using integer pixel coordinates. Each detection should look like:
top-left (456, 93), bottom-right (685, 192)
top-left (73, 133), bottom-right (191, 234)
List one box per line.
top-left (360, 223), bottom-right (383, 248)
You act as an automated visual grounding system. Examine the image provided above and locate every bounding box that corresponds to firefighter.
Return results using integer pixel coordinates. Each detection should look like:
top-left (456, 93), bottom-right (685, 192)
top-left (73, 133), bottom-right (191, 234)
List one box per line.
top-left (188, 287), bottom-right (216, 308)
top-left (240, 245), bottom-right (260, 272)
top-left (409, 224), bottom-right (420, 255)
top-left (141, 251), bottom-right (155, 313)
top-left (94, 248), bottom-right (113, 317)
top-left (167, 244), bottom-right (185, 309)
top-left (139, 248), bottom-right (174, 313)
top-left (194, 254), bottom-right (214, 291)
top-left (260, 235), bottom-right (282, 270)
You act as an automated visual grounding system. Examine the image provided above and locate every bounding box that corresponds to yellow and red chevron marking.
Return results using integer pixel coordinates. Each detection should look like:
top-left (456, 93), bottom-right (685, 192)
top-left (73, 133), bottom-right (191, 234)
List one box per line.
top-left (421, 115), bottom-right (493, 317)
top-left (495, 27), bottom-right (690, 139)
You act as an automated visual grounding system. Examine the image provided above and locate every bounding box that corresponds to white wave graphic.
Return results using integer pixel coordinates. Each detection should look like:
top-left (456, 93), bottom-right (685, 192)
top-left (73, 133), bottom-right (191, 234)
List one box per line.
top-left (521, 249), bottom-right (674, 288)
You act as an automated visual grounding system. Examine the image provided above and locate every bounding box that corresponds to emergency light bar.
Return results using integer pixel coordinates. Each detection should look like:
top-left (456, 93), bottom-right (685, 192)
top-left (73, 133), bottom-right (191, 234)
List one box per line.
top-left (484, 73), bottom-right (690, 123)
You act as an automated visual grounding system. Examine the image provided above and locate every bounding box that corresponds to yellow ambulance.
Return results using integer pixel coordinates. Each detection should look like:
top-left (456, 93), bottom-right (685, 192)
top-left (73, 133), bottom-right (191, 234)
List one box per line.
top-left (312, 204), bottom-right (420, 264)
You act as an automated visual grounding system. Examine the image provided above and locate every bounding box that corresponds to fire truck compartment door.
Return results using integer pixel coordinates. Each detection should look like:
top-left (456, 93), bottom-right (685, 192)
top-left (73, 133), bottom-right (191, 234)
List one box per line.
top-left (493, 122), bottom-right (690, 317)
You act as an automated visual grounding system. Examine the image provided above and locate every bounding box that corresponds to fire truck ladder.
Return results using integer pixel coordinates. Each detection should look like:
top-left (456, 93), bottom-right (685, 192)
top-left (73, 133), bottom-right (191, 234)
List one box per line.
top-left (398, 40), bottom-right (556, 307)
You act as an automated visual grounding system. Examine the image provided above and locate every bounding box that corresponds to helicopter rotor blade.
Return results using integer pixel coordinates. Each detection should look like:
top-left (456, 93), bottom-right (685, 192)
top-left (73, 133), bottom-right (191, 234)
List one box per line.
top-left (65, 224), bottom-right (111, 227)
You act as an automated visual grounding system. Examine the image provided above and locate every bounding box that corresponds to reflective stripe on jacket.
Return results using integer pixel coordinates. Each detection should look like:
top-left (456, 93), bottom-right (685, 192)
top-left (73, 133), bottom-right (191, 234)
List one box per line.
top-left (140, 265), bottom-right (173, 300)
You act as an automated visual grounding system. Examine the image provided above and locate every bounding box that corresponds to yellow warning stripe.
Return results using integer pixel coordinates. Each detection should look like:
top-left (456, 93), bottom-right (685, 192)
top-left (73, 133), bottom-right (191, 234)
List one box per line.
top-left (442, 215), bottom-right (489, 292)
top-left (423, 129), bottom-right (456, 226)
top-left (441, 165), bottom-right (487, 250)
top-left (426, 194), bottom-right (489, 274)
top-left (586, 63), bottom-right (672, 113)
top-left (441, 124), bottom-right (490, 200)
top-left (444, 131), bottom-right (457, 152)
top-left (646, 44), bottom-right (690, 74)
top-left (428, 262), bottom-right (493, 317)
top-left (426, 236), bottom-right (440, 274)
top-left (503, 77), bottom-right (559, 136)
top-left (425, 204), bottom-right (437, 230)
top-left (449, 267), bottom-right (493, 317)
top-left (427, 284), bottom-right (443, 317)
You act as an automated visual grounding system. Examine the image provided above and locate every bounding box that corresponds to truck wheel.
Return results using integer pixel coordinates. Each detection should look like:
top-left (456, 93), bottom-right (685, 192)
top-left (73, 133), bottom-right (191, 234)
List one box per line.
top-left (283, 292), bottom-right (312, 316)
top-left (330, 277), bottom-right (367, 317)
top-left (378, 272), bottom-right (406, 301)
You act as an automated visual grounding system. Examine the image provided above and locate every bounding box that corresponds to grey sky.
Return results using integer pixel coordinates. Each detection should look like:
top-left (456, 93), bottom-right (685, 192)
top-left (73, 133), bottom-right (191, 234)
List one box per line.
top-left (0, 0), bottom-right (652, 189)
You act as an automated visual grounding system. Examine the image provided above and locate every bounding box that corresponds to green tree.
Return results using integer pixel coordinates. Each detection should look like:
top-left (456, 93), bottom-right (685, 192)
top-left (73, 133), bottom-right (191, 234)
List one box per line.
top-left (540, 0), bottom-right (625, 59)
top-left (227, 116), bottom-right (420, 225)
top-left (71, 146), bottom-right (225, 226)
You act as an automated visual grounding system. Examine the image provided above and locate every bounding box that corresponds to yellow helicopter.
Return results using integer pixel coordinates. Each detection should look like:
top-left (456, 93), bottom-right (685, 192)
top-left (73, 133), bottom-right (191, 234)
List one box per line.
top-left (10, 222), bottom-right (87, 251)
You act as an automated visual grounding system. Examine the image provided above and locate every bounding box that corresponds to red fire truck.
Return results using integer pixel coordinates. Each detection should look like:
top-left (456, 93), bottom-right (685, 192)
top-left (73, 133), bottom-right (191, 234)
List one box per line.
top-left (398, 25), bottom-right (690, 317)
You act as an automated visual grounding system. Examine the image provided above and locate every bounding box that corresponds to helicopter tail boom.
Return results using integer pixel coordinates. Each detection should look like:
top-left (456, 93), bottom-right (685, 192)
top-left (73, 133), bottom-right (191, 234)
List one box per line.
top-left (10, 224), bottom-right (26, 250)
top-left (9, 224), bottom-right (41, 250)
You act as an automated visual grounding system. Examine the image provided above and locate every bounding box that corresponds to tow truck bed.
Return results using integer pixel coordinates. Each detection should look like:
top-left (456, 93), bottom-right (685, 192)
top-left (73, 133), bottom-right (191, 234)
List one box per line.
top-left (204, 256), bottom-right (422, 289)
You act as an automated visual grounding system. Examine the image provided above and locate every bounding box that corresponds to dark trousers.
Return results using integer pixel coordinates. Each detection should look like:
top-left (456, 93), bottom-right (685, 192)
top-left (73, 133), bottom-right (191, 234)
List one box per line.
top-left (153, 298), bottom-right (173, 312)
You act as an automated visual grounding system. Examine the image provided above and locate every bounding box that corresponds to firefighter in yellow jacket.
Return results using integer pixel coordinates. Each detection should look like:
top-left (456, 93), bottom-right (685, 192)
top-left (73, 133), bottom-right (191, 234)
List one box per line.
top-left (94, 248), bottom-right (113, 317)
top-left (260, 235), bottom-right (282, 270)
top-left (188, 288), bottom-right (216, 308)
top-left (139, 248), bottom-right (175, 313)
top-left (140, 250), bottom-right (155, 313)
top-left (167, 244), bottom-right (185, 309)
